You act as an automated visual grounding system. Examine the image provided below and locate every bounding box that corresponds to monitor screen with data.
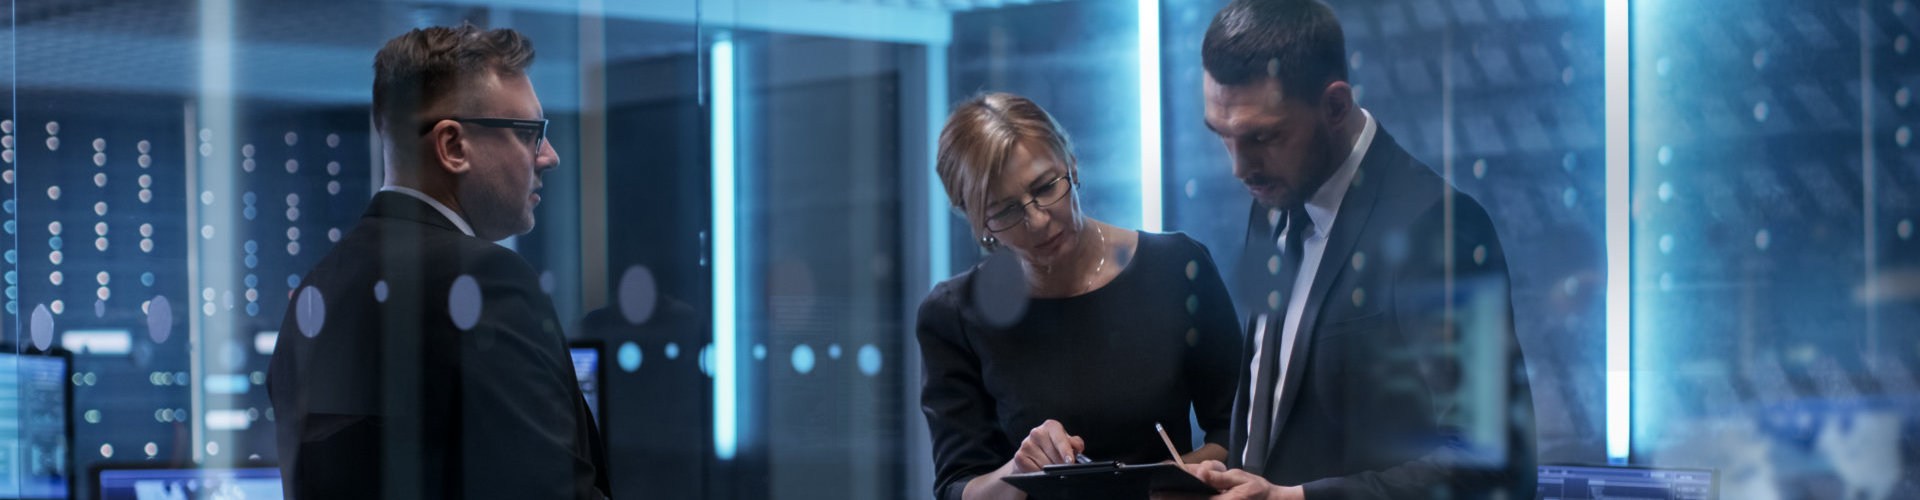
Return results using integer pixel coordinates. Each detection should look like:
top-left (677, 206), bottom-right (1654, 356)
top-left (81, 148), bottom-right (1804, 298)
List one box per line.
top-left (0, 351), bottom-right (71, 500)
top-left (94, 467), bottom-right (281, 500)
top-left (1537, 464), bottom-right (1716, 500)
top-left (569, 344), bottom-right (604, 428)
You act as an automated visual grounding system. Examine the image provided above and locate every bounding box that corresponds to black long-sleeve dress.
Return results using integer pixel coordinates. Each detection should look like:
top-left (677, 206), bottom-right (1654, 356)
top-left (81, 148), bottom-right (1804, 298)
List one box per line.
top-left (917, 231), bottom-right (1242, 500)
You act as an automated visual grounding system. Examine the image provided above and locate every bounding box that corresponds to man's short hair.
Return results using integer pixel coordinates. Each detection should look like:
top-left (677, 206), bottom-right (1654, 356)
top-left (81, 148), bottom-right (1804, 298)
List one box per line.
top-left (1201, 0), bottom-right (1347, 103)
top-left (372, 24), bottom-right (536, 138)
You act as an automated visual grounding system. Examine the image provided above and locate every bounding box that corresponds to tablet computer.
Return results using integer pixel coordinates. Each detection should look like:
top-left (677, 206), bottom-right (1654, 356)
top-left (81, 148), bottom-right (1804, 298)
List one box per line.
top-left (1003, 461), bottom-right (1219, 499)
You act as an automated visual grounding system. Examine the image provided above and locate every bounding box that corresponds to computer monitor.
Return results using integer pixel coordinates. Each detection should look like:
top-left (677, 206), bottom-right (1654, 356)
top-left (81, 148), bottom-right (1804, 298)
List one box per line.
top-left (1537, 464), bottom-right (1717, 500)
top-left (91, 465), bottom-right (281, 500)
top-left (568, 342), bottom-right (605, 429)
top-left (0, 350), bottom-right (73, 500)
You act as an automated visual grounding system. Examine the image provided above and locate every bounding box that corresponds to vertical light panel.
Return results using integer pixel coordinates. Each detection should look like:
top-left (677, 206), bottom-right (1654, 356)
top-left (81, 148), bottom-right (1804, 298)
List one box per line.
top-left (928, 46), bottom-right (950, 287)
top-left (1137, 0), bottom-right (1162, 232)
top-left (579, 0), bottom-right (610, 312)
top-left (710, 33), bottom-right (739, 461)
top-left (1603, 0), bottom-right (1632, 465)
top-left (192, 0), bottom-right (237, 465)
top-left (1859, 0), bottom-right (1879, 353)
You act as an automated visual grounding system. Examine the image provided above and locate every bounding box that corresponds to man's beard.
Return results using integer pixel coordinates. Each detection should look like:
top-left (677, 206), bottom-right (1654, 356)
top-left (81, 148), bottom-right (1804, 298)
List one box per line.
top-left (1256, 125), bottom-right (1339, 209)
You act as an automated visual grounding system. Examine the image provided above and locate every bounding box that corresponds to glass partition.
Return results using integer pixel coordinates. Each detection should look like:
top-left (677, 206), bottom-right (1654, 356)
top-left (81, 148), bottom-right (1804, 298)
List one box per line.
top-left (0, 1), bottom-right (1912, 499)
top-left (1632, 1), bottom-right (1919, 497)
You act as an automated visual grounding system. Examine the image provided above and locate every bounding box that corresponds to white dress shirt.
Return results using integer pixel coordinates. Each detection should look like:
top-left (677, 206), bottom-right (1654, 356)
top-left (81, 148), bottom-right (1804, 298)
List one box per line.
top-left (1243, 109), bottom-right (1376, 463)
top-left (380, 185), bottom-right (476, 237)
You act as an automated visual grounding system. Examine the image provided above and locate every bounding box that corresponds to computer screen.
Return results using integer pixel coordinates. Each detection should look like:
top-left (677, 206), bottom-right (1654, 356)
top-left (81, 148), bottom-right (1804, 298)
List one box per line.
top-left (0, 351), bottom-right (71, 500)
top-left (568, 345), bottom-right (603, 427)
top-left (1537, 464), bottom-right (1717, 500)
top-left (94, 467), bottom-right (281, 500)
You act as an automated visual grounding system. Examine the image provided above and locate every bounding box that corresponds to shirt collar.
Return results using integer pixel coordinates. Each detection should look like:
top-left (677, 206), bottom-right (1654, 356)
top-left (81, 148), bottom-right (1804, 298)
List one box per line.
top-left (379, 185), bottom-right (476, 237)
top-left (1302, 108), bottom-right (1375, 237)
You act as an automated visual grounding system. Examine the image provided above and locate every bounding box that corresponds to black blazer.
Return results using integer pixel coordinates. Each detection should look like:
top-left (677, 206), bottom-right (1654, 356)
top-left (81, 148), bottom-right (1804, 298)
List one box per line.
top-left (268, 191), bottom-right (610, 500)
top-left (1225, 128), bottom-right (1536, 499)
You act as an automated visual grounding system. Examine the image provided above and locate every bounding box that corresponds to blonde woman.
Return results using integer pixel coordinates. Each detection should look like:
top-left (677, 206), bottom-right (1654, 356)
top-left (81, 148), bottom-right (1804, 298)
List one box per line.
top-left (916, 93), bottom-right (1241, 500)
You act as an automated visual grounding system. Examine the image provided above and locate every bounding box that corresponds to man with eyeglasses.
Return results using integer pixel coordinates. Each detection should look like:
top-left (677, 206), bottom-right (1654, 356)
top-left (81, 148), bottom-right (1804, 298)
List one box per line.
top-left (268, 25), bottom-right (609, 500)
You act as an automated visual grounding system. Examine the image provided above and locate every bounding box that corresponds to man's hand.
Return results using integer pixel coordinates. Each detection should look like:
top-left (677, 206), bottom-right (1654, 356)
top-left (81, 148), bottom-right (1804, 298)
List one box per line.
top-left (1173, 461), bottom-right (1305, 500)
top-left (1010, 419), bottom-right (1086, 474)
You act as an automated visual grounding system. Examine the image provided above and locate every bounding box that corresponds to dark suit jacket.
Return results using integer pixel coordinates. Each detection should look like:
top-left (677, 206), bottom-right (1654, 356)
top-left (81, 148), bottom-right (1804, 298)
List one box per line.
top-left (1226, 128), bottom-right (1536, 499)
top-left (268, 191), bottom-right (610, 500)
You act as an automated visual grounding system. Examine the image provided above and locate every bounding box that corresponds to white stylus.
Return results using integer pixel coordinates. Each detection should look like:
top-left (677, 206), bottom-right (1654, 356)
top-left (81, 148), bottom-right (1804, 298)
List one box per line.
top-left (1155, 422), bottom-right (1185, 466)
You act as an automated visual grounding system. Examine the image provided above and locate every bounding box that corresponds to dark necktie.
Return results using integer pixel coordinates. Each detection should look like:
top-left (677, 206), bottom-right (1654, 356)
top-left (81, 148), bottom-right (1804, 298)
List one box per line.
top-left (1243, 204), bottom-right (1308, 477)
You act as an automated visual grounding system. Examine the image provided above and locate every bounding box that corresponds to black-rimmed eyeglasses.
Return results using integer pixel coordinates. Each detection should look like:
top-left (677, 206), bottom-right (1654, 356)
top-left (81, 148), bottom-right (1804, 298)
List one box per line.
top-left (984, 174), bottom-right (1072, 233)
top-left (418, 117), bottom-right (549, 151)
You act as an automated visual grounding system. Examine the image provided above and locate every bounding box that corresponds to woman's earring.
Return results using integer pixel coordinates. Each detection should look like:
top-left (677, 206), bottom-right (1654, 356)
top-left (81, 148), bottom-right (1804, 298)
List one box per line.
top-left (980, 235), bottom-right (998, 248)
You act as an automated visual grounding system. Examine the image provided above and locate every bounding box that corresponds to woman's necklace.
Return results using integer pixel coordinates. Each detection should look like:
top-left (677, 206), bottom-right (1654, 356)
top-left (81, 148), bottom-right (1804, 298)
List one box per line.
top-left (1079, 223), bottom-right (1107, 295)
top-left (1037, 223), bottom-right (1108, 296)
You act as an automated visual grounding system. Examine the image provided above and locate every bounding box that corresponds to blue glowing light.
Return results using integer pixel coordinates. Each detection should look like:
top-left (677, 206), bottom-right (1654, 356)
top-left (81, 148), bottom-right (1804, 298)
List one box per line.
top-left (712, 34), bottom-right (741, 461)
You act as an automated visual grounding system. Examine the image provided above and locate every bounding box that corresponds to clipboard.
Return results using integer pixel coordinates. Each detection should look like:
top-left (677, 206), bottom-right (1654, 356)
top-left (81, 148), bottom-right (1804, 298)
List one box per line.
top-left (1002, 461), bottom-right (1220, 500)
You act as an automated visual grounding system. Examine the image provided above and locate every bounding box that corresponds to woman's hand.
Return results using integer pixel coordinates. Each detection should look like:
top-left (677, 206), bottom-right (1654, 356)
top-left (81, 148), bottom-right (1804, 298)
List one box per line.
top-left (1010, 419), bottom-right (1086, 474)
top-left (963, 419), bottom-right (1087, 500)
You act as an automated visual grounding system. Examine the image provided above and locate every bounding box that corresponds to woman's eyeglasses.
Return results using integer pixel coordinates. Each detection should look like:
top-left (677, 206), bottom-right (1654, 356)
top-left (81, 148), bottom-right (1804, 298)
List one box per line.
top-left (984, 174), bottom-right (1072, 233)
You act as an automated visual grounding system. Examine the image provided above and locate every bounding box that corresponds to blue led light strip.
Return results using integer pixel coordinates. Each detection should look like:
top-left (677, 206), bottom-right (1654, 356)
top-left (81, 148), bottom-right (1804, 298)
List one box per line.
top-left (1603, 0), bottom-right (1631, 466)
top-left (1138, 0), bottom-right (1162, 232)
top-left (710, 34), bottom-right (739, 461)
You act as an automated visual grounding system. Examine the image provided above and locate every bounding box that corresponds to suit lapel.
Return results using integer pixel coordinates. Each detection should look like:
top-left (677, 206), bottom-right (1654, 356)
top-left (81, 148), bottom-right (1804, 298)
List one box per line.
top-left (1262, 129), bottom-right (1398, 456)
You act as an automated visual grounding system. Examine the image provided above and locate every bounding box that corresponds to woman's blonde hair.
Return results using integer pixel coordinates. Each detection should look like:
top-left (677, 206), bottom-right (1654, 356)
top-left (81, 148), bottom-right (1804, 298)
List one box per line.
top-left (936, 93), bottom-right (1078, 247)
